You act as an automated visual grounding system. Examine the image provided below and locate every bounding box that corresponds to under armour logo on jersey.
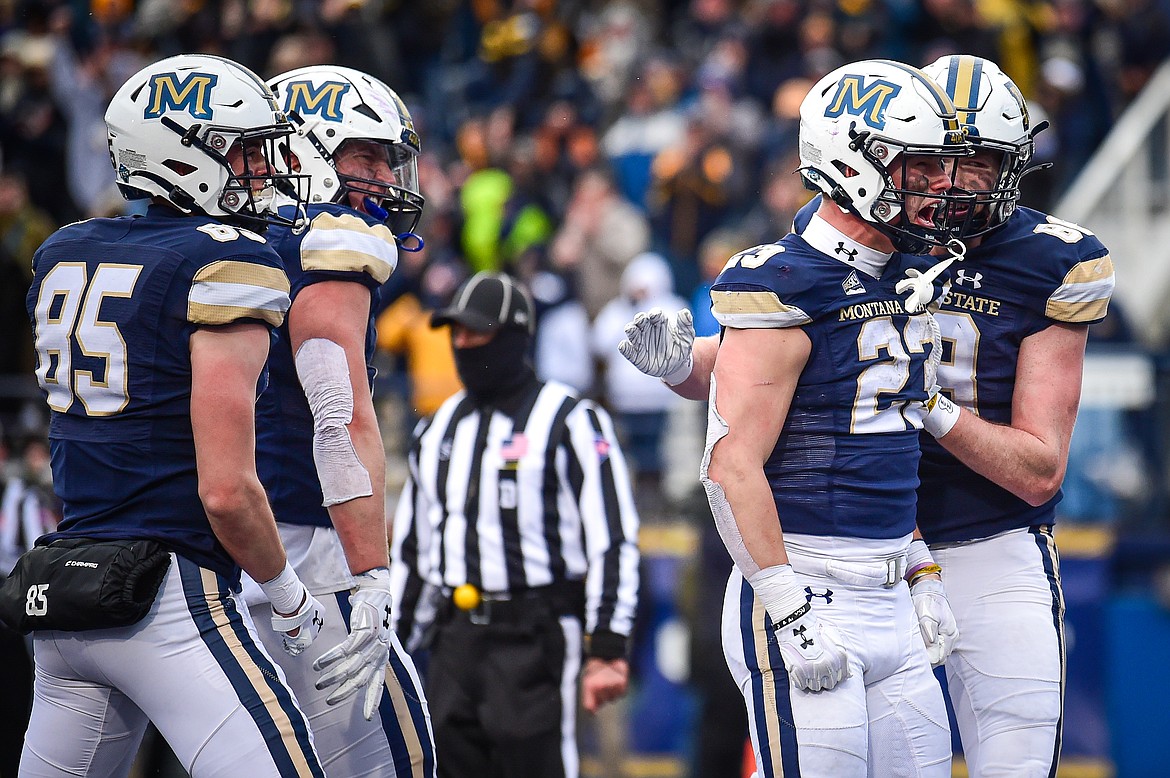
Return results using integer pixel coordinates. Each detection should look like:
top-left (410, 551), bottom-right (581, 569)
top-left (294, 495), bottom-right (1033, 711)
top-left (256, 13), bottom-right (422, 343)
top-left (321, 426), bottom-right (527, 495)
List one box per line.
top-left (792, 624), bottom-right (815, 650)
top-left (955, 268), bottom-right (983, 288)
top-left (842, 270), bottom-right (866, 296)
top-left (835, 242), bottom-right (859, 261)
top-left (804, 586), bottom-right (834, 604)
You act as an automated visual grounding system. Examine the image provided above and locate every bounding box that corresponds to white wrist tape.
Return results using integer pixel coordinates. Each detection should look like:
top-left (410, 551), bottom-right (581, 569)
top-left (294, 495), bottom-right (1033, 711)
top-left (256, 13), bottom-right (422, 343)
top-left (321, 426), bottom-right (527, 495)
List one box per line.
top-left (923, 390), bottom-right (961, 439)
top-left (295, 338), bottom-right (373, 506)
top-left (747, 564), bottom-right (808, 624)
top-left (259, 560), bottom-right (307, 614)
top-left (906, 539), bottom-right (935, 571)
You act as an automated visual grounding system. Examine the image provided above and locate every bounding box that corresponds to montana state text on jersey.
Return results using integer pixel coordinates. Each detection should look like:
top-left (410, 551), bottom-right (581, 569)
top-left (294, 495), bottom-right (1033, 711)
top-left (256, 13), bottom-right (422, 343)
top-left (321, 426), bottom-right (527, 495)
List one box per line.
top-left (256, 202), bottom-right (398, 527)
top-left (28, 206), bottom-right (291, 582)
top-left (709, 235), bottom-right (940, 540)
top-left (918, 206), bottom-right (1114, 543)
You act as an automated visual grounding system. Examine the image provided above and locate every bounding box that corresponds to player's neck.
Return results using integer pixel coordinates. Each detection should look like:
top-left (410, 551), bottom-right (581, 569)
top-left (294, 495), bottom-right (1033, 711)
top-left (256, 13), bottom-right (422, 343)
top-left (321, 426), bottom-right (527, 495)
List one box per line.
top-left (816, 200), bottom-right (895, 254)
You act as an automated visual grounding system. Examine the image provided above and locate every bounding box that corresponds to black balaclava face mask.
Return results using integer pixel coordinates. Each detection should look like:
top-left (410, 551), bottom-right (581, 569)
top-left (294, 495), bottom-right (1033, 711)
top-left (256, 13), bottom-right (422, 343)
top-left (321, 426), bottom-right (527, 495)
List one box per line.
top-left (453, 328), bottom-right (535, 403)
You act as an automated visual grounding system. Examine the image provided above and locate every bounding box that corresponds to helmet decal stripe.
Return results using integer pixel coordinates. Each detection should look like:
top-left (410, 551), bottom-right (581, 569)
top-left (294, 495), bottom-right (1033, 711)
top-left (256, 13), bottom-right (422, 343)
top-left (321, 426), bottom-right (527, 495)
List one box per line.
top-left (946, 56), bottom-right (983, 128)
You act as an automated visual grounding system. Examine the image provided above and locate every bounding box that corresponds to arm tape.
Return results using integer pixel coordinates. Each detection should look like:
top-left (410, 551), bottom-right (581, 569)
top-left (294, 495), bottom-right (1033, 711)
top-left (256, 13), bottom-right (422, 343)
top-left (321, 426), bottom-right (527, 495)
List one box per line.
top-left (295, 338), bottom-right (373, 506)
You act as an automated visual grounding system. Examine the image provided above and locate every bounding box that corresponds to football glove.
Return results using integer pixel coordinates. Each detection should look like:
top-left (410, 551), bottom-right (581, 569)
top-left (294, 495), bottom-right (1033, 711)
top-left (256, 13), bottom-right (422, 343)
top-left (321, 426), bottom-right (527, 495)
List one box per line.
top-left (773, 603), bottom-right (851, 692)
top-left (923, 387), bottom-right (961, 438)
top-left (313, 567), bottom-right (393, 720)
top-left (617, 307), bottom-right (695, 386)
top-left (271, 590), bottom-right (325, 658)
top-left (910, 577), bottom-right (958, 666)
top-left (750, 564), bottom-right (850, 693)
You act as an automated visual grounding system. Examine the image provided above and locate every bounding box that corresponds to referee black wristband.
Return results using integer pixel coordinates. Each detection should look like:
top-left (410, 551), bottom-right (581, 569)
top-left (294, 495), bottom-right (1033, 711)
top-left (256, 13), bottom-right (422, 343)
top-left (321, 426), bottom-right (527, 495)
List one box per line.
top-left (584, 630), bottom-right (628, 660)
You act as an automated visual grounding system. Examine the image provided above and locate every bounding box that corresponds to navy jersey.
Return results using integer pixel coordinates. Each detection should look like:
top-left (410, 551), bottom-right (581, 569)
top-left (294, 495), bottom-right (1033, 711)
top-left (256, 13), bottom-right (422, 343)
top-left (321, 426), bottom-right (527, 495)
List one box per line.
top-left (27, 206), bottom-right (291, 580)
top-left (256, 203), bottom-right (398, 527)
top-left (710, 229), bottom-right (938, 540)
top-left (918, 207), bottom-right (1114, 543)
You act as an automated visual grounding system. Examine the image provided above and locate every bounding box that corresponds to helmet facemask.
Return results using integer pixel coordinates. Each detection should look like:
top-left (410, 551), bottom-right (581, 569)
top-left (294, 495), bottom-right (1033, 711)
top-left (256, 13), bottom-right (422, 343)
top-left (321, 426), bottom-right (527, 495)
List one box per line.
top-left (332, 135), bottom-right (424, 235)
top-left (837, 125), bottom-right (976, 254)
top-left (203, 124), bottom-right (311, 230)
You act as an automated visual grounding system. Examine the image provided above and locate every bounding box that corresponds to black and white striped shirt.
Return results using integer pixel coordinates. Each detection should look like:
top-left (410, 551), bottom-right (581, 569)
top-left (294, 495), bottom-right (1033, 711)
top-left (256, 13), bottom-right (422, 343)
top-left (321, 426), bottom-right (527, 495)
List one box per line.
top-left (389, 380), bottom-right (640, 655)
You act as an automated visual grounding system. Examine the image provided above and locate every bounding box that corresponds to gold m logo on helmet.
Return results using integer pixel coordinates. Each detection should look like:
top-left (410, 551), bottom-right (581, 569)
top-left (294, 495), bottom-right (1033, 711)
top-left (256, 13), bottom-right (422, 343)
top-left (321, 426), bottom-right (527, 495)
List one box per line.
top-left (825, 75), bottom-right (902, 130)
top-left (144, 73), bottom-right (219, 120)
top-left (283, 81), bottom-right (350, 122)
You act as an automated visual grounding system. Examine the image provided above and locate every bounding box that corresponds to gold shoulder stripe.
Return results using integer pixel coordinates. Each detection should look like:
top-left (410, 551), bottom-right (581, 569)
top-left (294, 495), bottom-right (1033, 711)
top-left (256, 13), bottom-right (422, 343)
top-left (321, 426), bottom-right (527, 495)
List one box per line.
top-left (188, 301), bottom-right (286, 327)
top-left (711, 290), bottom-right (791, 316)
top-left (1064, 255), bottom-right (1115, 286)
top-left (1045, 297), bottom-right (1109, 324)
top-left (189, 260), bottom-right (290, 327)
top-left (301, 212), bottom-right (397, 283)
top-left (193, 260), bottom-right (289, 292)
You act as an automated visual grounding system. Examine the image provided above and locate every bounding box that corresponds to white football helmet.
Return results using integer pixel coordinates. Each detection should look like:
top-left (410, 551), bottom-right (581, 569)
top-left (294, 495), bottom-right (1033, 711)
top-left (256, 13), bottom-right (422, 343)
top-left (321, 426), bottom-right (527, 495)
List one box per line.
top-left (798, 59), bottom-right (973, 253)
top-left (268, 65), bottom-right (424, 236)
top-left (923, 55), bottom-right (1042, 237)
top-left (105, 54), bottom-right (307, 228)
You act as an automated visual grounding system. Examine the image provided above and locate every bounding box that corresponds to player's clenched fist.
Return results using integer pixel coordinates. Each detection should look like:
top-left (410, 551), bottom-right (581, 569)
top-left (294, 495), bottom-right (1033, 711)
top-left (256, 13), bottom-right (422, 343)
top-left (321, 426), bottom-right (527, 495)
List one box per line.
top-left (618, 307), bottom-right (695, 386)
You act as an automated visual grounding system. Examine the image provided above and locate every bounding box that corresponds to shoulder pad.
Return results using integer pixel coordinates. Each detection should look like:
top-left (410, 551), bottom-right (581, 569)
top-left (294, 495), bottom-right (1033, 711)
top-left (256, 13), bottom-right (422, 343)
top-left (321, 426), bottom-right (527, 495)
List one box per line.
top-left (710, 242), bottom-right (814, 328)
top-left (301, 209), bottom-right (399, 284)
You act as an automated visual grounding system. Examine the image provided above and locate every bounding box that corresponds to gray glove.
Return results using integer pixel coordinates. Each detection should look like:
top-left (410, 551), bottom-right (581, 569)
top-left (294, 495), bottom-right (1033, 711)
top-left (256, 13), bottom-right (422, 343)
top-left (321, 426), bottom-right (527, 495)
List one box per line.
top-left (617, 307), bottom-right (695, 385)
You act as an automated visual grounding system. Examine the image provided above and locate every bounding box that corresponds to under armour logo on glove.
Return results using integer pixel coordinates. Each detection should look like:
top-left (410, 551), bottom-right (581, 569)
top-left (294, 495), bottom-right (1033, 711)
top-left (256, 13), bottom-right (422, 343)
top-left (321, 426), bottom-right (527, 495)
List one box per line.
top-left (382, 605), bottom-right (391, 631)
top-left (313, 613), bottom-right (324, 630)
top-left (835, 242), bottom-right (858, 260)
top-left (792, 624), bottom-right (815, 650)
top-left (804, 586), bottom-right (834, 604)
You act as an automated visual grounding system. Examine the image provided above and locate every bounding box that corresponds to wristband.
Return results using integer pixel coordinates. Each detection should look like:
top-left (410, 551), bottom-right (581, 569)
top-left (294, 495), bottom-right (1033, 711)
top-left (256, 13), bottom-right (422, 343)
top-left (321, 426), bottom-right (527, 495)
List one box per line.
top-left (746, 564), bottom-right (808, 625)
top-left (259, 561), bottom-right (306, 614)
top-left (907, 564), bottom-right (944, 587)
top-left (923, 390), bottom-right (961, 438)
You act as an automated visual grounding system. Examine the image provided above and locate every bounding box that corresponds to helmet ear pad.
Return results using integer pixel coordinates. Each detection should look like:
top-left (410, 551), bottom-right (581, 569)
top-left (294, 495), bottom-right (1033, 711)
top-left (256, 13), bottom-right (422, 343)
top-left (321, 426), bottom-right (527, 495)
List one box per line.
top-left (105, 53), bottom-right (304, 227)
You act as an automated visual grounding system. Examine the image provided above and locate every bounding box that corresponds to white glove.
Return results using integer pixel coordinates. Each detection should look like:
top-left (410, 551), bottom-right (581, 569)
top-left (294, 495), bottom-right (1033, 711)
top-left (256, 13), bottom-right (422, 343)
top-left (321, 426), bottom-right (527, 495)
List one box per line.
top-left (773, 603), bottom-right (851, 692)
top-left (749, 565), bottom-right (850, 693)
top-left (896, 260), bottom-right (953, 314)
top-left (259, 561), bottom-right (325, 657)
top-left (313, 568), bottom-right (393, 720)
top-left (922, 386), bottom-right (961, 438)
top-left (923, 312), bottom-right (942, 391)
top-left (909, 577), bottom-right (959, 666)
top-left (618, 307), bottom-right (695, 386)
top-left (271, 591), bottom-right (325, 657)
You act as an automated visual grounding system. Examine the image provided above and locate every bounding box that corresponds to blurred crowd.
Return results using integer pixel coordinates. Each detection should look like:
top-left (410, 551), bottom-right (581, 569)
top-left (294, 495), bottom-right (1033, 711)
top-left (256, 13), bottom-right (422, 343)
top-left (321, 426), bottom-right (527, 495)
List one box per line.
top-left (0, 1), bottom-right (1166, 774)
top-left (1, 0), bottom-right (1168, 522)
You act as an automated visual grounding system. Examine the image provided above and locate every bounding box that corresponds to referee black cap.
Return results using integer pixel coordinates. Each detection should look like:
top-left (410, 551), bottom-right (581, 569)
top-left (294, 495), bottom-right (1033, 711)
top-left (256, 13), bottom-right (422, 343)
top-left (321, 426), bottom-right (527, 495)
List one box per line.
top-left (432, 271), bottom-right (535, 334)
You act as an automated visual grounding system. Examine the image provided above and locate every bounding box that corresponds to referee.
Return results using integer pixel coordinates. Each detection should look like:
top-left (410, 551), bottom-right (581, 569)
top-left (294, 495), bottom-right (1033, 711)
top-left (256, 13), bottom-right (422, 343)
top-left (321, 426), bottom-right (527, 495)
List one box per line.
top-left (389, 271), bottom-right (641, 778)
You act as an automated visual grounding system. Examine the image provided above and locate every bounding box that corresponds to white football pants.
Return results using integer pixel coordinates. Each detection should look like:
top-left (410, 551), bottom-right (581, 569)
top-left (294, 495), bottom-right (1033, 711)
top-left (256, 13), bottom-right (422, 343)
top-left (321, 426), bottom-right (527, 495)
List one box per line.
top-left (932, 526), bottom-right (1065, 778)
top-left (722, 537), bottom-right (951, 778)
top-left (20, 554), bottom-right (323, 777)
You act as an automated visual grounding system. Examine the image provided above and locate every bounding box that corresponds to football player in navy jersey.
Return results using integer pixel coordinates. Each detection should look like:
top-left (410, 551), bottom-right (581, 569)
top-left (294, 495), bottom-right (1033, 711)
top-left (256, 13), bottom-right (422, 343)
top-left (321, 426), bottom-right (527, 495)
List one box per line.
top-left (247, 66), bottom-right (435, 778)
top-left (630, 59), bottom-right (974, 776)
top-left (21, 54), bottom-right (327, 777)
top-left (621, 56), bottom-right (1115, 777)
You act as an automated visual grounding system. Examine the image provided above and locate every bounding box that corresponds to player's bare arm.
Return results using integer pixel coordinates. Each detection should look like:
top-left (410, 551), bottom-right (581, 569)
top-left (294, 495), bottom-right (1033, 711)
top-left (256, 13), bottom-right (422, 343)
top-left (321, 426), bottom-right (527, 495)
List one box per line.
top-left (926, 322), bottom-right (1087, 506)
top-left (190, 322), bottom-right (289, 581)
top-left (705, 326), bottom-right (806, 568)
top-left (288, 278), bottom-right (390, 574)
